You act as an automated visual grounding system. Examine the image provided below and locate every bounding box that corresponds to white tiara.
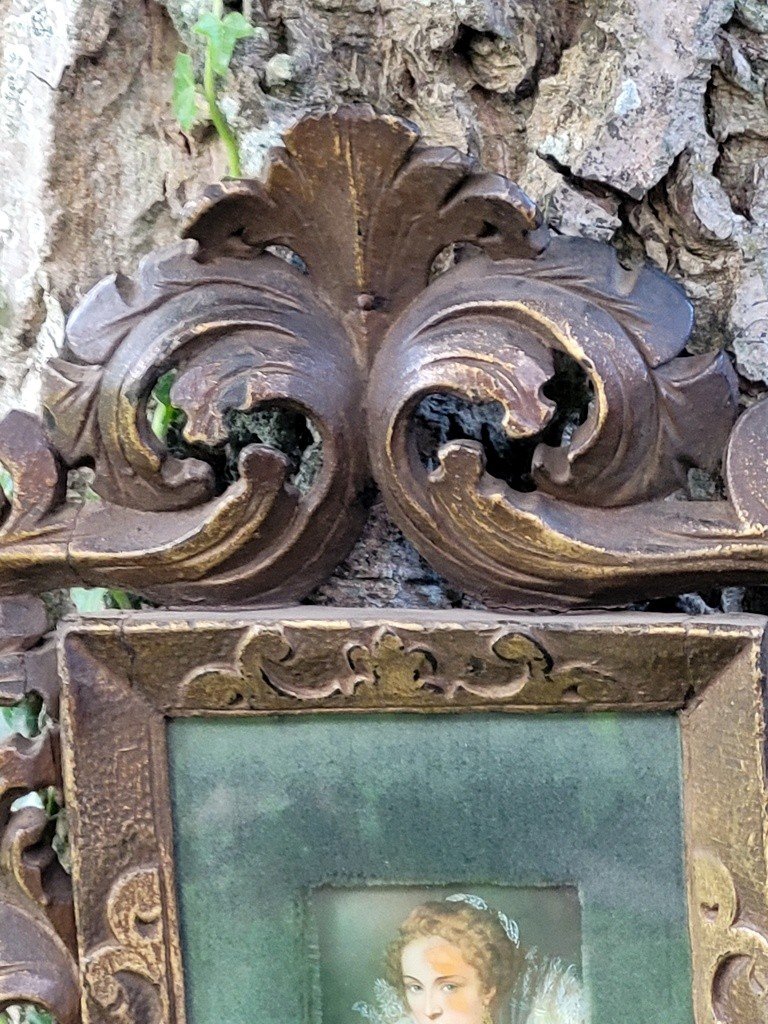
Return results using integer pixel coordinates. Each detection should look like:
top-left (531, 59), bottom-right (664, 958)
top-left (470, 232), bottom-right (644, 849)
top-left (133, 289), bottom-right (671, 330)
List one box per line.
top-left (444, 893), bottom-right (520, 947)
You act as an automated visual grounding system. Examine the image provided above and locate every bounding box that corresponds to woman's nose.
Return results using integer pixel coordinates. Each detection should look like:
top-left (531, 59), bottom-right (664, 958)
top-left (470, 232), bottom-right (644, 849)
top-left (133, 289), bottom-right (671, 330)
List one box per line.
top-left (423, 993), bottom-right (443, 1019)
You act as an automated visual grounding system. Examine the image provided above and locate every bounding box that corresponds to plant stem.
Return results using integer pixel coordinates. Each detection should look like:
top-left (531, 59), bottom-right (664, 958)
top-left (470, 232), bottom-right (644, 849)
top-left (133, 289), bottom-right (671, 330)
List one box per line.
top-left (204, 0), bottom-right (242, 177)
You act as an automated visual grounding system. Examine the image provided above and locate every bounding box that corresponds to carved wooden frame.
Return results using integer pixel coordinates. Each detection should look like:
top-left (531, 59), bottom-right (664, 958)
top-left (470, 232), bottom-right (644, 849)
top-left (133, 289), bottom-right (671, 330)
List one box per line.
top-left (1, 105), bottom-right (768, 611)
top-left (43, 609), bottom-right (767, 1024)
top-left (0, 103), bottom-right (766, 1024)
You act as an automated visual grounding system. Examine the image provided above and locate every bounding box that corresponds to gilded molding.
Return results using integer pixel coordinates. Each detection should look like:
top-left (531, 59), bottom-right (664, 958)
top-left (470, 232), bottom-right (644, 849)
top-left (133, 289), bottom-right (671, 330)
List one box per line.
top-left (0, 106), bottom-right (762, 608)
top-left (682, 639), bottom-right (768, 1022)
top-left (58, 611), bottom-right (768, 1024)
top-left (177, 616), bottom-right (749, 711)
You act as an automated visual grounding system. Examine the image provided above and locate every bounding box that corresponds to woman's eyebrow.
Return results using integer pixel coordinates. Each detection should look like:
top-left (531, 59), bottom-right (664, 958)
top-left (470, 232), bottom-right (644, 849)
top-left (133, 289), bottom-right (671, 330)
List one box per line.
top-left (402, 975), bottom-right (421, 983)
top-left (435, 974), bottom-right (465, 982)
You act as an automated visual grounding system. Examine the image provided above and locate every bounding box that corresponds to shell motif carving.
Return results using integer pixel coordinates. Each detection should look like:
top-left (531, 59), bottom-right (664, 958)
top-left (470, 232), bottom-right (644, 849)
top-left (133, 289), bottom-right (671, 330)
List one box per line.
top-left (0, 105), bottom-right (764, 607)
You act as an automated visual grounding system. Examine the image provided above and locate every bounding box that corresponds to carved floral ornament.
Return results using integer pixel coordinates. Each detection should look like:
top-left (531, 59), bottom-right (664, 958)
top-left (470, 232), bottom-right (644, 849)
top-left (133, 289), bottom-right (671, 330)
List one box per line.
top-left (0, 104), bottom-right (765, 609)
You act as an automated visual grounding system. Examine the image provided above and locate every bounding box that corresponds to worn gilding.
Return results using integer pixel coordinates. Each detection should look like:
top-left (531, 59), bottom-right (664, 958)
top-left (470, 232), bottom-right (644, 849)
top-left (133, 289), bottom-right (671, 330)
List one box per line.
top-left (50, 610), bottom-right (768, 1024)
top-left (0, 107), bottom-right (761, 608)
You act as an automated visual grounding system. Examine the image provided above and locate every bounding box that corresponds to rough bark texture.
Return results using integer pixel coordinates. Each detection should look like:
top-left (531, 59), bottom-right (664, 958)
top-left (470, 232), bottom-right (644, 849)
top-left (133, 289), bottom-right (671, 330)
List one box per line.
top-left (1, 0), bottom-right (768, 611)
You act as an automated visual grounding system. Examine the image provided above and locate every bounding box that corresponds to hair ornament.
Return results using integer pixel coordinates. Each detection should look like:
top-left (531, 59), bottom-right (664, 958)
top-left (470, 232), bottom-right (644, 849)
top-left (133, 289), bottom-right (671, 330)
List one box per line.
top-left (445, 893), bottom-right (521, 947)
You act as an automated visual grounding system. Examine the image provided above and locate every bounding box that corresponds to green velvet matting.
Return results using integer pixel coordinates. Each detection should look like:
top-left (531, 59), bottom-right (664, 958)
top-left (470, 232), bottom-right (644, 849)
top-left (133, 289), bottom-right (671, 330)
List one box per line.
top-left (168, 712), bottom-right (692, 1024)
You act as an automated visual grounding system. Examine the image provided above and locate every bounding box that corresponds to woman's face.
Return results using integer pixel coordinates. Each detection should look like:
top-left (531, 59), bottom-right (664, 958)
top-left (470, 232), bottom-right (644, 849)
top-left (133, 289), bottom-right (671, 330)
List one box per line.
top-left (400, 935), bottom-right (495, 1024)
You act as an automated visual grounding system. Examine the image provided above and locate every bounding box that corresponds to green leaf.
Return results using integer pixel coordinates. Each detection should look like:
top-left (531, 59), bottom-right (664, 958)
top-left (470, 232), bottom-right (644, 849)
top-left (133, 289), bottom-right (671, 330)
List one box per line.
top-left (172, 52), bottom-right (200, 132)
top-left (150, 371), bottom-right (183, 441)
top-left (0, 462), bottom-right (13, 501)
top-left (153, 370), bottom-right (175, 407)
top-left (0, 696), bottom-right (43, 739)
top-left (195, 11), bottom-right (254, 77)
top-left (21, 1009), bottom-right (55, 1024)
top-left (70, 587), bottom-right (110, 613)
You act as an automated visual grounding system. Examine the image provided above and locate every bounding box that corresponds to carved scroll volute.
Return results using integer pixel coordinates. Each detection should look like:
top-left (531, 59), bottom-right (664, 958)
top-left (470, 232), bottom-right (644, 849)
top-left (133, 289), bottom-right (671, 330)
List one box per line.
top-left (0, 104), bottom-right (766, 607)
top-left (366, 237), bottom-right (768, 609)
top-left (0, 596), bottom-right (80, 1023)
top-left (82, 867), bottom-right (169, 1024)
top-left (38, 247), bottom-right (369, 606)
top-left (0, 106), bottom-right (552, 608)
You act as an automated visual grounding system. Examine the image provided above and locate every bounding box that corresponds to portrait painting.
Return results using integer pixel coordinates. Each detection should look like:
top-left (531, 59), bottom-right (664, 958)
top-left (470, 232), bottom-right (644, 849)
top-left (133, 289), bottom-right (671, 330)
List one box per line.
top-left (314, 886), bottom-right (585, 1024)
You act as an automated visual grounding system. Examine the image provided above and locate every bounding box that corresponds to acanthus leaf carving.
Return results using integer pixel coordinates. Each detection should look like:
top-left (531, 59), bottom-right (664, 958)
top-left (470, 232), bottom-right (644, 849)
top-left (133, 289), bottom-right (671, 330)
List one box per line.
top-left (368, 235), bottom-right (738, 509)
top-left (367, 234), bottom-right (765, 608)
top-left (0, 105), bottom-right (764, 608)
top-left (177, 620), bottom-right (684, 712)
top-left (183, 106), bottom-right (549, 362)
top-left (0, 245), bottom-right (368, 605)
top-left (0, 596), bottom-right (79, 1022)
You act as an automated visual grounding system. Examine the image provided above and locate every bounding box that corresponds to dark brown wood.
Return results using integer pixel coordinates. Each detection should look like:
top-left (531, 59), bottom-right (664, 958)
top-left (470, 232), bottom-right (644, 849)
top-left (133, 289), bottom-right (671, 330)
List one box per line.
top-left (0, 105), bottom-right (762, 608)
top-left (0, 596), bottom-right (79, 1022)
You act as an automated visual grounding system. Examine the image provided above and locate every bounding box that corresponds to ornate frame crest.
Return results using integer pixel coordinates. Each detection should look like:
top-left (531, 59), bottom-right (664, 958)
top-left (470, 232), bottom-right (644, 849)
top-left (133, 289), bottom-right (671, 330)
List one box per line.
top-left (0, 106), bottom-right (764, 609)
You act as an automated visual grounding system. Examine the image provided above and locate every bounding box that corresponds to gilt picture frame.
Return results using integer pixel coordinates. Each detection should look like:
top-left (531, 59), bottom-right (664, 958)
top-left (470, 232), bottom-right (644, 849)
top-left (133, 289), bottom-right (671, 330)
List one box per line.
top-left (0, 103), bottom-right (766, 1024)
top-left (53, 608), bottom-right (768, 1024)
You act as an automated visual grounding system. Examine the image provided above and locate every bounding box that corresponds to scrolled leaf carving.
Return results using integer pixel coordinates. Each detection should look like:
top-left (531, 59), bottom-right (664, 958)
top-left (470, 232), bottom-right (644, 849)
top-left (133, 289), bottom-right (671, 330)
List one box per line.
top-left (184, 105), bottom-right (550, 361)
top-left (692, 853), bottom-right (768, 1022)
top-left (1, 243), bottom-right (368, 605)
top-left (0, 105), bottom-right (766, 607)
top-left (82, 867), bottom-right (169, 1024)
top-left (0, 597), bottom-right (79, 1022)
top-left (366, 235), bottom-right (768, 608)
top-left (178, 619), bottom-right (682, 712)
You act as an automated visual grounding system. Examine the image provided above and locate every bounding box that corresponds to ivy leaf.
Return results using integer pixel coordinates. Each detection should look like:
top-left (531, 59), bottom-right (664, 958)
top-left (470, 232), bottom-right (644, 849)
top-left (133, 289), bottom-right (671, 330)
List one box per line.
top-left (70, 587), bottom-right (110, 613)
top-left (20, 1009), bottom-right (55, 1024)
top-left (107, 589), bottom-right (138, 610)
top-left (0, 696), bottom-right (43, 740)
top-left (172, 52), bottom-right (200, 132)
top-left (150, 370), bottom-right (183, 441)
top-left (195, 11), bottom-right (254, 77)
top-left (0, 462), bottom-right (13, 500)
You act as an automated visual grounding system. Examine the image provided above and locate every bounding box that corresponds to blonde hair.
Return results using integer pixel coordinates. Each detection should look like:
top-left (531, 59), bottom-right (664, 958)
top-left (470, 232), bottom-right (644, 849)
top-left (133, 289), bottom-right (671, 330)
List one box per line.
top-left (386, 901), bottom-right (520, 1010)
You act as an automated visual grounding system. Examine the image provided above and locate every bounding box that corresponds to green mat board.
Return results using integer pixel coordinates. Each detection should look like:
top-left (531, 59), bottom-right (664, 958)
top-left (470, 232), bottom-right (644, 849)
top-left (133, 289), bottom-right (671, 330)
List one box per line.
top-left (168, 712), bottom-right (692, 1024)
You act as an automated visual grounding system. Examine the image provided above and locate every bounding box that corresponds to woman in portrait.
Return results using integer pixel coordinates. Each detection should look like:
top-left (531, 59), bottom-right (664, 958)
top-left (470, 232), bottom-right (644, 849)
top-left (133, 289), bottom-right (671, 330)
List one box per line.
top-left (353, 894), bottom-right (586, 1024)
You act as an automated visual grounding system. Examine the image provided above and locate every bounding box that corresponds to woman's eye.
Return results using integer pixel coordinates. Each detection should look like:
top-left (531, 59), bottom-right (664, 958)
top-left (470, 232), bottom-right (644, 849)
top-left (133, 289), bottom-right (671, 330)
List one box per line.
top-left (441, 984), bottom-right (459, 992)
top-left (406, 984), bottom-right (422, 993)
